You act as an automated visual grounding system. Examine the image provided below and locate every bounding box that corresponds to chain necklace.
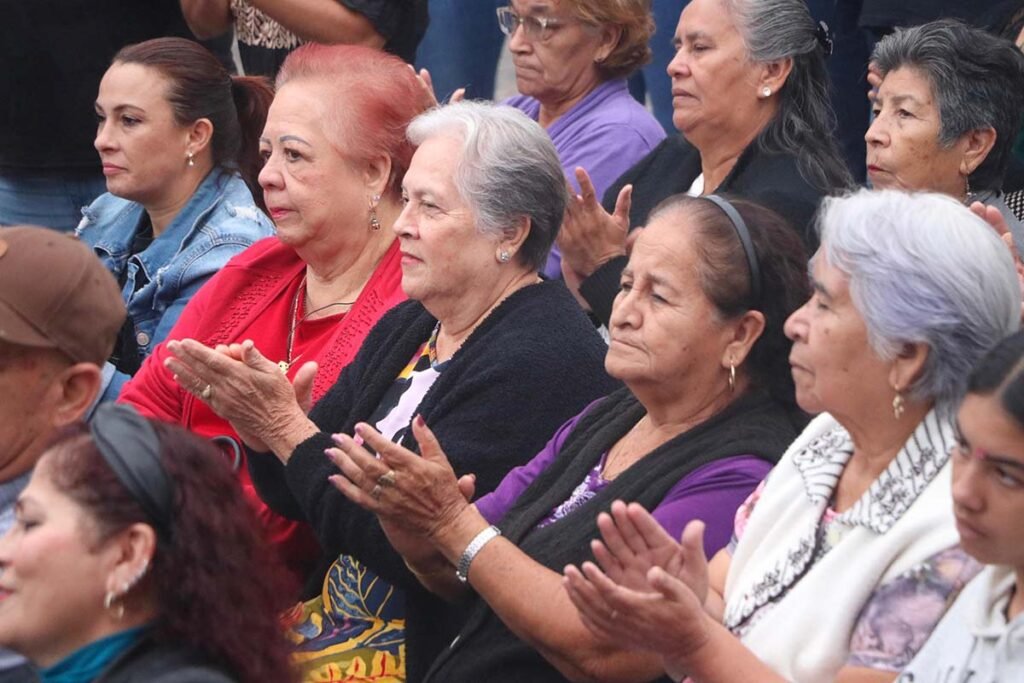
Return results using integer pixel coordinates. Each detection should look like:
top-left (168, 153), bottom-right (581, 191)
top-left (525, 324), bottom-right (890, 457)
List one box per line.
top-left (278, 278), bottom-right (355, 373)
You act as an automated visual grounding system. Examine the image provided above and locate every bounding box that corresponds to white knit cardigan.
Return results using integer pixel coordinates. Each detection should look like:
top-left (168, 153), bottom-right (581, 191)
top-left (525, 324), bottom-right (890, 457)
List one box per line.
top-left (723, 411), bottom-right (959, 682)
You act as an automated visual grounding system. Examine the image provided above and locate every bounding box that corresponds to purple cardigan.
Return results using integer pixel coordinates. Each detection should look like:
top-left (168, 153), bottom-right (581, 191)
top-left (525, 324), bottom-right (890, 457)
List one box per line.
top-left (476, 402), bottom-right (772, 555)
top-left (506, 79), bottom-right (666, 279)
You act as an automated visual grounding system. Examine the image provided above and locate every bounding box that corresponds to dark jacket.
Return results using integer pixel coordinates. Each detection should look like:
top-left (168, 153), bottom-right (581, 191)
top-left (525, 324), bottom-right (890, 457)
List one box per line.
top-left (15, 637), bottom-right (235, 683)
top-left (249, 280), bottom-right (618, 681)
top-left (580, 135), bottom-right (828, 325)
top-left (423, 388), bottom-right (798, 683)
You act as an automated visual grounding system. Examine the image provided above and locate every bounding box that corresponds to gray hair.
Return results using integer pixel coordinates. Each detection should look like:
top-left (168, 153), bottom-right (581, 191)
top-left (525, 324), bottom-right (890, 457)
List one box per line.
top-left (725, 0), bottom-right (853, 193)
top-left (872, 19), bottom-right (1024, 193)
top-left (818, 189), bottom-right (1020, 414)
top-left (406, 101), bottom-right (567, 271)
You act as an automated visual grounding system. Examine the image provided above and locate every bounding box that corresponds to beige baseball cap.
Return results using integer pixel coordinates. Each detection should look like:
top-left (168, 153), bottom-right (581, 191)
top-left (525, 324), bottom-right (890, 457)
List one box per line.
top-left (0, 226), bottom-right (126, 365)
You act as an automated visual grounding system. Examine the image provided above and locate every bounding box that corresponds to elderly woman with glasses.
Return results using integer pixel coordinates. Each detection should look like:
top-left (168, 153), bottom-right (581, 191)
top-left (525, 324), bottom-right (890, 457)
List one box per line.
top-left (565, 189), bottom-right (1021, 683)
top-left (497, 0), bottom-right (666, 278)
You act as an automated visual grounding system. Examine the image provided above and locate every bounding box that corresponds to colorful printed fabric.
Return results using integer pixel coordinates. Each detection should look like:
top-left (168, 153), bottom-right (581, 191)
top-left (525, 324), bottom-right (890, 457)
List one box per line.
top-left (286, 554), bottom-right (406, 683)
top-left (287, 339), bottom-right (446, 682)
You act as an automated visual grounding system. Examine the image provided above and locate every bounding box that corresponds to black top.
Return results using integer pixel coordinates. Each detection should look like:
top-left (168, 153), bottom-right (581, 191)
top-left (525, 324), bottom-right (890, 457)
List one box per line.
top-left (248, 281), bottom-right (619, 681)
top-left (859, 0), bottom-right (1008, 29)
top-left (237, 0), bottom-right (428, 76)
top-left (579, 135), bottom-right (828, 326)
top-left (0, 0), bottom-right (191, 172)
top-left (423, 388), bottom-right (799, 683)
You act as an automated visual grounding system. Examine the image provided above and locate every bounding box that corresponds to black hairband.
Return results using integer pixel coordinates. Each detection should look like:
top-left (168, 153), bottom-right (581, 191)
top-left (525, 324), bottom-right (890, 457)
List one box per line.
top-left (703, 195), bottom-right (763, 306)
top-left (90, 403), bottom-right (175, 542)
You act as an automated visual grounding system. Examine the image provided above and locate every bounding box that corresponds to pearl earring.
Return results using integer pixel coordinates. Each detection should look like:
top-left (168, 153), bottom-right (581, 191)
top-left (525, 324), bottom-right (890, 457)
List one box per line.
top-left (497, 250), bottom-right (511, 264)
top-left (761, 86), bottom-right (772, 98)
top-left (186, 151), bottom-right (195, 167)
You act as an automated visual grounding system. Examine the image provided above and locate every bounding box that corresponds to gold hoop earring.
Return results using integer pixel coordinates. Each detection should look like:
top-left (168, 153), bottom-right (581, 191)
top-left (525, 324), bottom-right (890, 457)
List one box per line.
top-left (103, 590), bottom-right (126, 621)
top-left (729, 363), bottom-right (736, 392)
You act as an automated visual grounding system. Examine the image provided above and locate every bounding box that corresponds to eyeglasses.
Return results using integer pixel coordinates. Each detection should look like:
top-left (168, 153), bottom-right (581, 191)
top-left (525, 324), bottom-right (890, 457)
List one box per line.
top-left (496, 6), bottom-right (566, 42)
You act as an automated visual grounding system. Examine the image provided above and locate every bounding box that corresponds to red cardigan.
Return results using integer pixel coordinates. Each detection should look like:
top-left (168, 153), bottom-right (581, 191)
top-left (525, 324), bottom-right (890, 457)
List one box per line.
top-left (120, 236), bottom-right (406, 580)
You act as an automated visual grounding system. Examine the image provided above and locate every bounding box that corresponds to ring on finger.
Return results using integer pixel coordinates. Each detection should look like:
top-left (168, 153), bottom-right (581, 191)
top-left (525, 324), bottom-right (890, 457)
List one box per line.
top-left (200, 384), bottom-right (213, 401)
top-left (370, 484), bottom-right (383, 501)
top-left (377, 470), bottom-right (397, 488)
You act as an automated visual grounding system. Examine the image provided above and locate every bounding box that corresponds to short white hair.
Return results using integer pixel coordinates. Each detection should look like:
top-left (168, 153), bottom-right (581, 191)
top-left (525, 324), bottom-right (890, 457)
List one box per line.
top-left (818, 189), bottom-right (1021, 413)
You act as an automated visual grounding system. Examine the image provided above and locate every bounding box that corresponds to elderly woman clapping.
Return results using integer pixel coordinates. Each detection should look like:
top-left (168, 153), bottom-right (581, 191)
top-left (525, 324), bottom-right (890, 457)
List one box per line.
top-left (559, 0), bottom-right (852, 325)
top-left (164, 102), bottom-right (615, 681)
top-left (326, 194), bottom-right (812, 681)
top-left (868, 19), bottom-right (1024, 245)
top-left (564, 189), bottom-right (1021, 683)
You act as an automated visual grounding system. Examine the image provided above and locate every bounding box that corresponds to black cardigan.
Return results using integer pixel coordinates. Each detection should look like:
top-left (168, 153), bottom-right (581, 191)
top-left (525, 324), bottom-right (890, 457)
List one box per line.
top-left (423, 388), bottom-right (798, 683)
top-left (249, 280), bottom-right (619, 681)
top-left (580, 135), bottom-right (830, 325)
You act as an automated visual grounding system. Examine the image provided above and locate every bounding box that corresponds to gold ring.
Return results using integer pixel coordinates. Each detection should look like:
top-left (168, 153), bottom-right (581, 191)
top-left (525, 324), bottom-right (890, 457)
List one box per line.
top-left (377, 470), bottom-right (397, 488)
top-left (370, 484), bottom-right (383, 501)
top-left (200, 384), bottom-right (213, 401)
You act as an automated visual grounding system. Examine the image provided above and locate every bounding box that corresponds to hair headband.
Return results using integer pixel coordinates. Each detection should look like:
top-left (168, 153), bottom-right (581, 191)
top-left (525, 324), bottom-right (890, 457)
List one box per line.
top-left (703, 195), bottom-right (763, 306)
top-left (90, 403), bottom-right (175, 542)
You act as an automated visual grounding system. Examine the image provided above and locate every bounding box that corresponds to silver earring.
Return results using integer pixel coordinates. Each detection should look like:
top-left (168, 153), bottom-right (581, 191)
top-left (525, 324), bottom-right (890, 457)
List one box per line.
top-left (104, 590), bottom-right (126, 621)
top-left (761, 86), bottom-right (772, 98)
top-left (498, 250), bottom-right (511, 263)
top-left (186, 151), bottom-right (195, 167)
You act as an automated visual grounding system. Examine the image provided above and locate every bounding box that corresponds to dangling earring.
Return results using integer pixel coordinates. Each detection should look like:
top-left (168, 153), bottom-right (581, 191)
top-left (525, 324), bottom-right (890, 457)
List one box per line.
top-left (728, 363), bottom-right (736, 392)
top-left (761, 86), bottom-right (772, 98)
top-left (497, 249), bottom-right (511, 264)
top-left (964, 174), bottom-right (972, 201)
top-left (186, 150), bottom-right (195, 167)
top-left (368, 194), bottom-right (382, 231)
top-left (892, 389), bottom-right (905, 420)
top-left (104, 590), bottom-right (126, 621)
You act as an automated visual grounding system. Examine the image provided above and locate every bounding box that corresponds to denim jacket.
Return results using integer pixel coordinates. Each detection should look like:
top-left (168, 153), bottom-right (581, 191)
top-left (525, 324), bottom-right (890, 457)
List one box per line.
top-left (77, 169), bottom-right (274, 400)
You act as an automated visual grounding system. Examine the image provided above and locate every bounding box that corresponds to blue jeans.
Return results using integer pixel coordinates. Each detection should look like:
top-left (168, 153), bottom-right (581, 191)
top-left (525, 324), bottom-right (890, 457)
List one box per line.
top-left (416, 0), bottom-right (505, 101)
top-left (0, 170), bottom-right (107, 232)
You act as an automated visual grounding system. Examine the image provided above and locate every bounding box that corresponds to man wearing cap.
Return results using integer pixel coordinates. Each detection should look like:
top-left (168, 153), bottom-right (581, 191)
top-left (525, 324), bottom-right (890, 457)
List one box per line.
top-left (0, 226), bottom-right (124, 679)
top-left (0, 226), bottom-right (125, 530)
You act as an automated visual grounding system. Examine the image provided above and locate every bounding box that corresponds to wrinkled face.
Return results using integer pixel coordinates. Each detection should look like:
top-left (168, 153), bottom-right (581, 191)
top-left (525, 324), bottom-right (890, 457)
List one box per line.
top-left (506, 0), bottom-right (606, 106)
top-left (605, 211), bottom-right (732, 393)
top-left (783, 253), bottom-right (891, 416)
top-left (94, 62), bottom-right (191, 205)
top-left (0, 462), bottom-right (113, 666)
top-left (866, 67), bottom-right (967, 198)
top-left (951, 392), bottom-right (1024, 569)
top-left (258, 80), bottom-right (372, 250)
top-left (0, 344), bottom-right (68, 480)
top-left (393, 136), bottom-right (507, 309)
top-left (666, 0), bottom-right (760, 137)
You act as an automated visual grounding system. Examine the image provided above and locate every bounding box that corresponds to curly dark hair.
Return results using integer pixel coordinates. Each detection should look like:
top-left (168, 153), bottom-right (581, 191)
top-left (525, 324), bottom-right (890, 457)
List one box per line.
top-left (43, 420), bottom-right (296, 682)
top-left (648, 194), bottom-right (811, 412)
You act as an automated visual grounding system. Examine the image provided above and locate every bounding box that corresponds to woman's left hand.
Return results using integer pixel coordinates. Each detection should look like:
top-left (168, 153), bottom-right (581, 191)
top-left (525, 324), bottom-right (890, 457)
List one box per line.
top-left (326, 416), bottom-right (474, 540)
top-left (165, 338), bottom-right (318, 455)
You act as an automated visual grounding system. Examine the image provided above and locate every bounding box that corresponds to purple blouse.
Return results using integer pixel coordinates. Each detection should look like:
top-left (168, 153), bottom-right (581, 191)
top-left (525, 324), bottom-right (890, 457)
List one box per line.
top-left (475, 402), bottom-right (773, 555)
top-left (505, 79), bottom-right (666, 279)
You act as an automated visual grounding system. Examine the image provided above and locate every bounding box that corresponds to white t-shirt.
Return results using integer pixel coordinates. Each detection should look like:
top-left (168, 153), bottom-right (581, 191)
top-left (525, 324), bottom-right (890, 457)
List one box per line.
top-left (897, 565), bottom-right (1024, 682)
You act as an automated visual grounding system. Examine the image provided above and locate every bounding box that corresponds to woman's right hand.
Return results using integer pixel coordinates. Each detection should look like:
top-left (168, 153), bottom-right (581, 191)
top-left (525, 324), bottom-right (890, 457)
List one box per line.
top-left (164, 338), bottom-right (319, 458)
top-left (558, 167), bottom-right (632, 280)
top-left (589, 503), bottom-right (710, 604)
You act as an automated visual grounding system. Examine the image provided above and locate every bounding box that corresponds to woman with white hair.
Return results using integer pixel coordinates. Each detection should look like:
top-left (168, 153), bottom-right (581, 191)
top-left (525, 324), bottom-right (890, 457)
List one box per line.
top-left (564, 189), bottom-right (1022, 682)
top-left (164, 101), bottom-right (616, 681)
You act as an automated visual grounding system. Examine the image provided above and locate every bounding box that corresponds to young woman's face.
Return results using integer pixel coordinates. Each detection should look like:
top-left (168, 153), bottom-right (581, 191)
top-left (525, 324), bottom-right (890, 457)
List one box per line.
top-left (0, 461), bottom-right (118, 666)
top-left (951, 392), bottom-right (1024, 569)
